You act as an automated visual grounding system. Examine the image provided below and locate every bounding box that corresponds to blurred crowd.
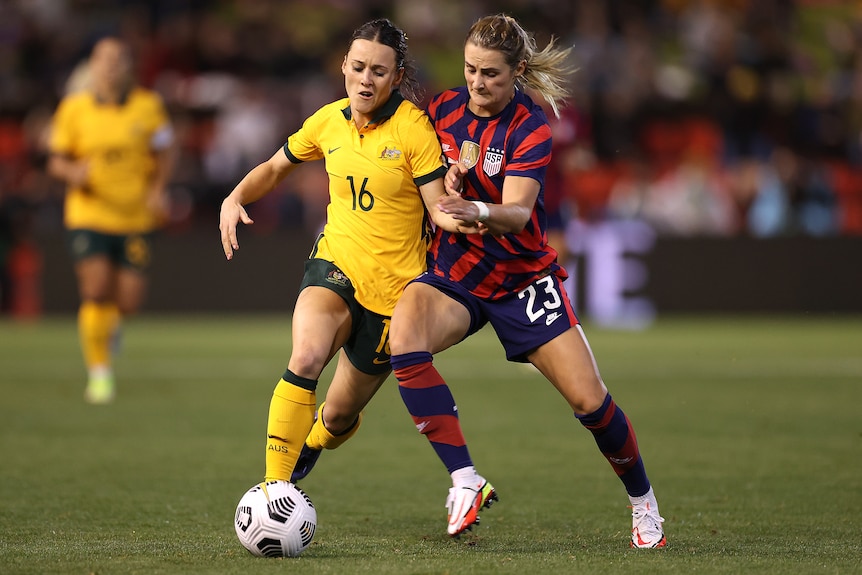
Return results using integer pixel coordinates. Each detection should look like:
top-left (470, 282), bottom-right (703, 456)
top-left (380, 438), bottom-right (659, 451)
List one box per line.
top-left (2, 0), bottom-right (862, 312)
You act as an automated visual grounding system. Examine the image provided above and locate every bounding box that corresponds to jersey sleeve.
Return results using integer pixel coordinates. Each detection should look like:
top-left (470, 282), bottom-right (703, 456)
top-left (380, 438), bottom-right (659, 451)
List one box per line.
top-left (506, 116), bottom-right (553, 181)
top-left (284, 105), bottom-right (327, 163)
top-left (403, 105), bottom-right (446, 186)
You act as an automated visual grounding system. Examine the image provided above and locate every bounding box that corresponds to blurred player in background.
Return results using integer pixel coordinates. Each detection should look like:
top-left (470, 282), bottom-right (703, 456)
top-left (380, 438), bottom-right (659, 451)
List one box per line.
top-left (219, 19), bottom-right (476, 491)
top-left (387, 14), bottom-right (667, 548)
top-left (47, 37), bottom-right (175, 404)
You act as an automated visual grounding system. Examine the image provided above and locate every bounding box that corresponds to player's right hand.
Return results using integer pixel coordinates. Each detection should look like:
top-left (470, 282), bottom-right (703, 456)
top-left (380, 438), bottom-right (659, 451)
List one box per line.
top-left (219, 197), bottom-right (254, 260)
top-left (445, 162), bottom-right (468, 196)
top-left (66, 159), bottom-right (90, 191)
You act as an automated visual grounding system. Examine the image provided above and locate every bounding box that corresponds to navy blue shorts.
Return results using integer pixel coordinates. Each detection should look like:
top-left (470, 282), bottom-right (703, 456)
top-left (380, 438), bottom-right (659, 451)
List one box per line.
top-left (412, 272), bottom-right (579, 362)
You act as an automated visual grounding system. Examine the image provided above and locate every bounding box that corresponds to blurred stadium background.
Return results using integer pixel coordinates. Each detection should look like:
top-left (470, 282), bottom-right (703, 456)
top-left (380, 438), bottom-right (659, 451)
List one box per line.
top-left (0, 0), bottom-right (860, 324)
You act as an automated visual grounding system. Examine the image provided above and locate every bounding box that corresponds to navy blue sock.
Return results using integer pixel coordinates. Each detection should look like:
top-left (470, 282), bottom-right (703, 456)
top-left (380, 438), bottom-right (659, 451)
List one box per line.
top-left (393, 352), bottom-right (473, 473)
top-left (576, 394), bottom-right (650, 497)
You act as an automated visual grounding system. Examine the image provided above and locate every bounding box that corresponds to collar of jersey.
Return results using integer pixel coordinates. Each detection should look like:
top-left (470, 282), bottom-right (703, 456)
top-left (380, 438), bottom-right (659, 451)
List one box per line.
top-left (92, 87), bottom-right (132, 107)
top-left (341, 90), bottom-right (404, 125)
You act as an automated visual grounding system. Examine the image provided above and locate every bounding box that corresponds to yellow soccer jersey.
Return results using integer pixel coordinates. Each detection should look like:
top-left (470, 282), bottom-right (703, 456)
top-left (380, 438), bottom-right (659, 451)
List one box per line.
top-left (49, 87), bottom-right (172, 234)
top-left (285, 92), bottom-right (446, 316)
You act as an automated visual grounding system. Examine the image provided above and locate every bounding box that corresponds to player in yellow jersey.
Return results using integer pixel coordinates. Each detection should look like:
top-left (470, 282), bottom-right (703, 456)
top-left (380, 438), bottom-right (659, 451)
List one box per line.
top-left (47, 37), bottom-right (175, 404)
top-left (219, 19), bottom-right (481, 488)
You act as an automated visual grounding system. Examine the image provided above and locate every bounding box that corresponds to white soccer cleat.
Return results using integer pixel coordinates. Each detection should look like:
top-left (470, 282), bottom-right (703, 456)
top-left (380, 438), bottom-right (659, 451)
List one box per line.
top-left (631, 499), bottom-right (666, 548)
top-left (445, 477), bottom-right (498, 537)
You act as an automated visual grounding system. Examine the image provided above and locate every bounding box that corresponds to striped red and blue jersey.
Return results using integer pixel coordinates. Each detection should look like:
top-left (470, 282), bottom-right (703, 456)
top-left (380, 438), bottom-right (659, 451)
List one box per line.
top-left (426, 86), bottom-right (565, 300)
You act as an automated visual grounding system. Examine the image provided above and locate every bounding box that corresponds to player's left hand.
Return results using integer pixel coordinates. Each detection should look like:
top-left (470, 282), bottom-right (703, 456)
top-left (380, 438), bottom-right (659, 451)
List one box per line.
top-left (147, 187), bottom-right (171, 226)
top-left (437, 195), bottom-right (484, 223)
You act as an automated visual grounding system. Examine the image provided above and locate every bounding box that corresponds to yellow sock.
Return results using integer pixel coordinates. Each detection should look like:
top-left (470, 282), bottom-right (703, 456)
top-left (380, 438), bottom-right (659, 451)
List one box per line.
top-left (264, 378), bottom-right (316, 482)
top-left (306, 402), bottom-right (363, 451)
top-left (78, 301), bottom-right (120, 371)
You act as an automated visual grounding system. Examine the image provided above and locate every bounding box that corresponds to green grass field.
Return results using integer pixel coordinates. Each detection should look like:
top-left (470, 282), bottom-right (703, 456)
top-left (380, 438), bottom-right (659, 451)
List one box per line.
top-left (1, 314), bottom-right (860, 574)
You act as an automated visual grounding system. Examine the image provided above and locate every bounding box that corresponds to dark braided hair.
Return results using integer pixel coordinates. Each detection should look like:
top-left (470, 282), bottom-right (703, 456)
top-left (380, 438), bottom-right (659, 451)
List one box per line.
top-left (349, 18), bottom-right (422, 104)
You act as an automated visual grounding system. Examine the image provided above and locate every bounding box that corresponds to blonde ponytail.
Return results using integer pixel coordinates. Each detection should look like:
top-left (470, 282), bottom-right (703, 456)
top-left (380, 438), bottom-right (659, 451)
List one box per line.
top-left (465, 14), bottom-right (573, 117)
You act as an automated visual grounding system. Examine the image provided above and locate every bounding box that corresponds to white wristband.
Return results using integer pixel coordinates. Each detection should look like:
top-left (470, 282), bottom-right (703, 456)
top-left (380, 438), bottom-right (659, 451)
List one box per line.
top-left (475, 201), bottom-right (490, 222)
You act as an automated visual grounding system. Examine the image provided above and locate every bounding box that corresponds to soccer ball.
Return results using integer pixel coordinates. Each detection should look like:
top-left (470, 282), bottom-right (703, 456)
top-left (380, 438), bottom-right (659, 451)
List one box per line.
top-left (234, 480), bottom-right (317, 557)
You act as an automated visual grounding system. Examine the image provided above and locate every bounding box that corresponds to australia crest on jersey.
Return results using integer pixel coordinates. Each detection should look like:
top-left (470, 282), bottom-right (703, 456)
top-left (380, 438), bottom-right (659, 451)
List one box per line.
top-left (459, 141), bottom-right (480, 169)
top-left (483, 147), bottom-right (504, 176)
top-left (326, 269), bottom-right (350, 288)
top-left (378, 144), bottom-right (403, 161)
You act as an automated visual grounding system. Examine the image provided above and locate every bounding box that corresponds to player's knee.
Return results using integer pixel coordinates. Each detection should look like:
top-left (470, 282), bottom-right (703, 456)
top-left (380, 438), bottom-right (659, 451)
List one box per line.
top-left (389, 322), bottom-right (434, 356)
top-left (321, 404), bottom-right (361, 435)
top-left (566, 385), bottom-right (608, 416)
top-left (287, 350), bottom-right (327, 379)
top-left (79, 288), bottom-right (113, 304)
top-left (116, 300), bottom-right (140, 316)
top-left (388, 322), bottom-right (408, 356)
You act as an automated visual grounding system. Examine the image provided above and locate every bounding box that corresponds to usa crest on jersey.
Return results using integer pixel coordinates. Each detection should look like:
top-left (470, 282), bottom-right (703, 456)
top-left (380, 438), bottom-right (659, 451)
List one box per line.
top-left (483, 147), bottom-right (504, 176)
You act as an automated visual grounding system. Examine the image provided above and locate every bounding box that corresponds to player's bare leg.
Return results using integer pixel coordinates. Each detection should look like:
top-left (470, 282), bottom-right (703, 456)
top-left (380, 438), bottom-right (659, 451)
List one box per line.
top-left (529, 326), bottom-right (666, 548)
top-left (292, 353), bottom-right (388, 481)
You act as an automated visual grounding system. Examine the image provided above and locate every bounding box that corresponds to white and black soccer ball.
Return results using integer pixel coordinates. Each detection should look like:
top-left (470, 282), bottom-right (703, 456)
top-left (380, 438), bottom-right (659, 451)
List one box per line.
top-left (234, 480), bottom-right (317, 557)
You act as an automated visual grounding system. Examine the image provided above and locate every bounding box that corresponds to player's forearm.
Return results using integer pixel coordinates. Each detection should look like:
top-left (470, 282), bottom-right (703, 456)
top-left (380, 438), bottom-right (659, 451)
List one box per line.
top-left (484, 175), bottom-right (540, 235)
top-left (429, 210), bottom-right (464, 233)
top-left (228, 148), bottom-right (300, 207)
top-left (478, 202), bottom-right (532, 235)
top-left (421, 180), bottom-right (479, 233)
top-left (47, 154), bottom-right (85, 187)
top-left (226, 161), bottom-right (284, 206)
top-left (149, 148), bottom-right (176, 195)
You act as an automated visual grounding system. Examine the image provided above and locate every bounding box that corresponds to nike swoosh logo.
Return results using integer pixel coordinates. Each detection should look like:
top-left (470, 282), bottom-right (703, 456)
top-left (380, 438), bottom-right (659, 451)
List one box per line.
top-left (328, 146), bottom-right (341, 154)
top-left (372, 357), bottom-right (390, 365)
top-left (635, 530), bottom-right (650, 547)
top-left (545, 312), bottom-right (562, 326)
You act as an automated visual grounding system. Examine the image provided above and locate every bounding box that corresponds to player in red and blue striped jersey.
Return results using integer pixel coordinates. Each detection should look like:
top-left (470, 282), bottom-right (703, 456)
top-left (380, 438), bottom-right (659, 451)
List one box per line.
top-left (425, 85), bottom-right (562, 299)
top-left (389, 14), bottom-right (667, 548)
